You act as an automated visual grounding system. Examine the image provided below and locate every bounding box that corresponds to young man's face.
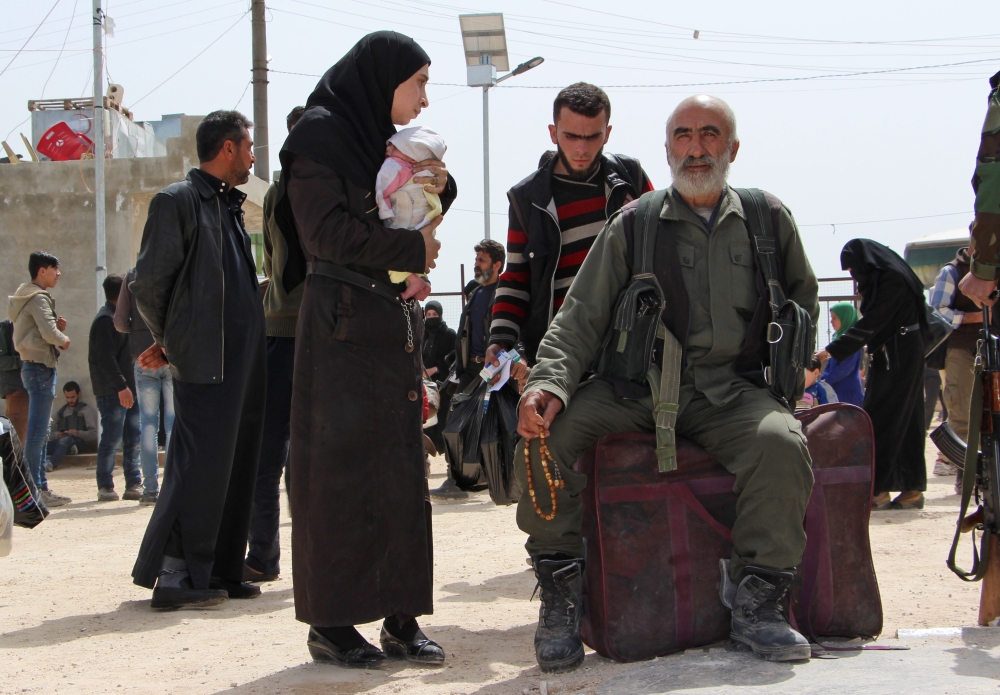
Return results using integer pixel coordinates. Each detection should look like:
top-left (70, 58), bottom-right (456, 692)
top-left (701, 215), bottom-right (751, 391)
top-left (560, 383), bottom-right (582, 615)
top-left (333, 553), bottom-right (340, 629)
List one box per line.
top-left (64, 390), bottom-right (79, 407)
top-left (548, 107), bottom-right (611, 180)
top-left (34, 264), bottom-right (60, 289)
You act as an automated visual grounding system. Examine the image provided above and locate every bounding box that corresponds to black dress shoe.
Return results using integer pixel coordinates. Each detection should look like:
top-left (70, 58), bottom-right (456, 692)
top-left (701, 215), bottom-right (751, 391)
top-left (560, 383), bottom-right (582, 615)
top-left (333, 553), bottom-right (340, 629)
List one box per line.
top-left (379, 626), bottom-right (445, 665)
top-left (307, 628), bottom-right (386, 668)
top-left (209, 577), bottom-right (261, 599)
top-left (150, 586), bottom-right (228, 611)
top-left (243, 562), bottom-right (279, 583)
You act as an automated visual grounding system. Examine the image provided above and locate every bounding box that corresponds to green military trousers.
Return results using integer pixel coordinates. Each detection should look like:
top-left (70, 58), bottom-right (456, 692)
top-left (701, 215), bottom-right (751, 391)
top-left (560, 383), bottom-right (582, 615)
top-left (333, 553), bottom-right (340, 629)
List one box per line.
top-left (514, 379), bottom-right (814, 581)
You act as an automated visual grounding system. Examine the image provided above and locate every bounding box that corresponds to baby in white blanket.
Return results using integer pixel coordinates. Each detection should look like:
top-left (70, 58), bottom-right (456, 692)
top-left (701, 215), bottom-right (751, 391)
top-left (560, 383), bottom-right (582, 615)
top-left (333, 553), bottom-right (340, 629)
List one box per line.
top-left (375, 126), bottom-right (447, 300)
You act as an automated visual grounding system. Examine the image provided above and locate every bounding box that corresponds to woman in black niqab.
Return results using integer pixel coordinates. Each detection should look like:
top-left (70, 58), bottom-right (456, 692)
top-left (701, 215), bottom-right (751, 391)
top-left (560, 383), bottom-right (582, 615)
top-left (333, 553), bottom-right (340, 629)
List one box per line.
top-left (822, 239), bottom-right (928, 510)
top-left (278, 31), bottom-right (455, 669)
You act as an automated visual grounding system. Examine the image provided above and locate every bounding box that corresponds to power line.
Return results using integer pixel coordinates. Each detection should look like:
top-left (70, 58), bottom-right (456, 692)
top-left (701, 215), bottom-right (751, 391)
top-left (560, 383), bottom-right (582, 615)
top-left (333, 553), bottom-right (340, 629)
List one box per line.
top-left (41, 0), bottom-right (78, 98)
top-left (419, 57), bottom-right (997, 90)
top-left (130, 11), bottom-right (248, 107)
top-left (0, 0), bottom-right (62, 80)
top-left (798, 211), bottom-right (972, 228)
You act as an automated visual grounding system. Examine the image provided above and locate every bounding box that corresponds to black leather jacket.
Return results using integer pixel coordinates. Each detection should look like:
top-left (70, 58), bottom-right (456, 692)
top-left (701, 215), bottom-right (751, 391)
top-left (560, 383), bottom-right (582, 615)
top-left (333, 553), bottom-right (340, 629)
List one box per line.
top-left (495, 153), bottom-right (649, 364)
top-left (132, 169), bottom-right (258, 384)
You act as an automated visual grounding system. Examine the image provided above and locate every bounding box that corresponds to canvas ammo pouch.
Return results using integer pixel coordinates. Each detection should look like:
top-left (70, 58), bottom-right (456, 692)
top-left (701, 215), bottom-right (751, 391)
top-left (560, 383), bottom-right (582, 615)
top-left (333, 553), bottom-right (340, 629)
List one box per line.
top-left (734, 188), bottom-right (814, 410)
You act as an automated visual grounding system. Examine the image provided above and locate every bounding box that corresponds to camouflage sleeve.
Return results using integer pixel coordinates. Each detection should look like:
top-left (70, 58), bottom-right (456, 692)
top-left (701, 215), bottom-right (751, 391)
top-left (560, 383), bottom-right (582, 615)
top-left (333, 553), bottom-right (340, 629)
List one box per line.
top-left (971, 70), bottom-right (1000, 281)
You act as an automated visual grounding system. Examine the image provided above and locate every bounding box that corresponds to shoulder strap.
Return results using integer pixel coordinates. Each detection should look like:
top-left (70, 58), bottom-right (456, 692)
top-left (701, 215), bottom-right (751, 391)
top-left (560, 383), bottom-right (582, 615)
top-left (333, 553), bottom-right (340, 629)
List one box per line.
top-left (633, 189), bottom-right (669, 277)
top-left (734, 187), bottom-right (785, 308)
top-left (947, 361), bottom-right (992, 581)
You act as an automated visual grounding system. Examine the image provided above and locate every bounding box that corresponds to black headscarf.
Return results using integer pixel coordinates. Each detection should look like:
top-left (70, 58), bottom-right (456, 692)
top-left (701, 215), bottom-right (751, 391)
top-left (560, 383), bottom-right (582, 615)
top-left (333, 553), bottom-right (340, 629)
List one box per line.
top-left (840, 239), bottom-right (925, 314)
top-left (274, 31), bottom-right (431, 292)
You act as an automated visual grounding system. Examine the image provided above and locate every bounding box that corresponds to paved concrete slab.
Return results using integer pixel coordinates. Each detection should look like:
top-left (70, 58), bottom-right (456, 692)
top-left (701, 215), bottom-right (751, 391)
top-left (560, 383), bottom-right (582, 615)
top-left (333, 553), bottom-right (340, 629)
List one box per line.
top-left (597, 628), bottom-right (1000, 695)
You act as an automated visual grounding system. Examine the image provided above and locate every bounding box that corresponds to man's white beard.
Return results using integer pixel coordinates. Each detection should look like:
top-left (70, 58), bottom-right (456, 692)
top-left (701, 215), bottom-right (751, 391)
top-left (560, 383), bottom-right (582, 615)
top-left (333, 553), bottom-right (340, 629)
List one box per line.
top-left (669, 146), bottom-right (731, 199)
top-left (475, 266), bottom-right (493, 284)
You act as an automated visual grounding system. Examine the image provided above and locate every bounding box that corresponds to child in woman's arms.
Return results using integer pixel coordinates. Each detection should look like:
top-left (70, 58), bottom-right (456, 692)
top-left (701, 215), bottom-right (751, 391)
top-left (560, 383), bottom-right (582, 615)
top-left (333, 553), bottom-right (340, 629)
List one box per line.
top-left (375, 126), bottom-right (447, 300)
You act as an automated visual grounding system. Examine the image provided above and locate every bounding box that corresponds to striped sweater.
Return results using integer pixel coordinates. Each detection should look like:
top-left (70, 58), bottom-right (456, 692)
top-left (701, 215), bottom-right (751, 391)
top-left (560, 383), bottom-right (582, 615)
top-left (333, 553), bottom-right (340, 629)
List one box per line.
top-left (491, 164), bottom-right (652, 353)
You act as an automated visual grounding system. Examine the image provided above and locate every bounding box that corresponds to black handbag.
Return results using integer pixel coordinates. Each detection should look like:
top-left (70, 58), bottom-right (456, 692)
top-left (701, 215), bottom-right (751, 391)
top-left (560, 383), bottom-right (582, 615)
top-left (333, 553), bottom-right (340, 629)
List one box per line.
top-left (591, 189), bottom-right (667, 384)
top-left (735, 188), bottom-right (815, 410)
top-left (922, 304), bottom-right (953, 357)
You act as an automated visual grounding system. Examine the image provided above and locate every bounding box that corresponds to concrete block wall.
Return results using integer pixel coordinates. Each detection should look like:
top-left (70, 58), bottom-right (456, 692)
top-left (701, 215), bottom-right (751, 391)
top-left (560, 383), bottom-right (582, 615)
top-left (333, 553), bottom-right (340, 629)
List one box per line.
top-left (0, 116), bottom-right (203, 418)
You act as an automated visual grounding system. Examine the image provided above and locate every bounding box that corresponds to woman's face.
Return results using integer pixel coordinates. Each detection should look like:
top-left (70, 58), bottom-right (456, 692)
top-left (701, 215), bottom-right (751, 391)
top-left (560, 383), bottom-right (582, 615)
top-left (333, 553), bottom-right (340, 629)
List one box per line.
top-left (392, 64), bottom-right (430, 125)
top-left (831, 315), bottom-right (842, 332)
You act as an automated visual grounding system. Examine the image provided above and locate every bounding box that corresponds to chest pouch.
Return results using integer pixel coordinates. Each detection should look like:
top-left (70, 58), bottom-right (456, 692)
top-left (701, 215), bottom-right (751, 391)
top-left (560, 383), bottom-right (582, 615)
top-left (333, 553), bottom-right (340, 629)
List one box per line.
top-left (591, 189), bottom-right (669, 384)
top-left (735, 188), bottom-right (815, 410)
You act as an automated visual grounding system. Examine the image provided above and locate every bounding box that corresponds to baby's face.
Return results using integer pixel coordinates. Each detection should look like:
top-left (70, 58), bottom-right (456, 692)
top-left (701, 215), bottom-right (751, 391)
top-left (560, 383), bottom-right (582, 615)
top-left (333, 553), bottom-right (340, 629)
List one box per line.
top-left (386, 143), bottom-right (417, 164)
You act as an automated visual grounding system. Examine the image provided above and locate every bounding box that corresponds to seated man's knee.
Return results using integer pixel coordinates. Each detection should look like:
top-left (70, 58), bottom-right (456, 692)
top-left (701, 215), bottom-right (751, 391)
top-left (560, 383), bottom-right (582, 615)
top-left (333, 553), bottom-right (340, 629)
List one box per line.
top-left (756, 413), bottom-right (812, 481)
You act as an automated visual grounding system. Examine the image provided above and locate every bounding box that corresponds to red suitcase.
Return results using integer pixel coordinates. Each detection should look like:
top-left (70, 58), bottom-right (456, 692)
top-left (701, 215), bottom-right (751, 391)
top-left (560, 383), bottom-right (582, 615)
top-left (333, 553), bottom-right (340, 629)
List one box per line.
top-left (576, 403), bottom-right (882, 662)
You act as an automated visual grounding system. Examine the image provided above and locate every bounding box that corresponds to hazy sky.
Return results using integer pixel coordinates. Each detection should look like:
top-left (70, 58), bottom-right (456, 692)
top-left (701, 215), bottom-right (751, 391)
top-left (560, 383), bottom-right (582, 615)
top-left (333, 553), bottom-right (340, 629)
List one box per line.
top-left (2, 0), bottom-right (999, 291)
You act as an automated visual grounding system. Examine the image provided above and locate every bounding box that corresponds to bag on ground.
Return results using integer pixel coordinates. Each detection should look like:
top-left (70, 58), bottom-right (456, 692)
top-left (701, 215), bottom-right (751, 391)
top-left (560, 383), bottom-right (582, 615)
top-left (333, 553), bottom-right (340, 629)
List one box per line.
top-left (442, 379), bottom-right (489, 489)
top-left (479, 381), bottom-right (522, 505)
top-left (1, 416), bottom-right (49, 529)
top-left (0, 476), bottom-right (12, 556)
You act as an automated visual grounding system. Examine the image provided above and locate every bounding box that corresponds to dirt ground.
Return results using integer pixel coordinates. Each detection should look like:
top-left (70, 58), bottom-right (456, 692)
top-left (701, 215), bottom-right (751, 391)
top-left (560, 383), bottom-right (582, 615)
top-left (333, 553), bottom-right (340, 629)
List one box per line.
top-left (0, 435), bottom-right (985, 695)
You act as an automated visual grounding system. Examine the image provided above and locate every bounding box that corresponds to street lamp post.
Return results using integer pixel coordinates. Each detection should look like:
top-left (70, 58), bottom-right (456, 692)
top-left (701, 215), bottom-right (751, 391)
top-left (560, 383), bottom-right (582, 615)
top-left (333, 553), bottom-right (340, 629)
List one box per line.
top-left (459, 13), bottom-right (543, 240)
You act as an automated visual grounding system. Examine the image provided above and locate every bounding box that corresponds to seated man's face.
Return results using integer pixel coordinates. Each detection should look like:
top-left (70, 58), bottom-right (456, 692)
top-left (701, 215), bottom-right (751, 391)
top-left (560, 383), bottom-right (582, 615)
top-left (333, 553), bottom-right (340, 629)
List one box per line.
top-left (64, 390), bottom-right (79, 407)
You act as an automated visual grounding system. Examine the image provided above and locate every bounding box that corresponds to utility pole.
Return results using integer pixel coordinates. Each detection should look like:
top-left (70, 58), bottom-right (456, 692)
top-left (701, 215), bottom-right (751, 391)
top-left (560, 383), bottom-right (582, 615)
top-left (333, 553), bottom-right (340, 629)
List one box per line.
top-left (251, 0), bottom-right (269, 181)
top-left (481, 59), bottom-right (491, 239)
top-left (92, 0), bottom-right (106, 312)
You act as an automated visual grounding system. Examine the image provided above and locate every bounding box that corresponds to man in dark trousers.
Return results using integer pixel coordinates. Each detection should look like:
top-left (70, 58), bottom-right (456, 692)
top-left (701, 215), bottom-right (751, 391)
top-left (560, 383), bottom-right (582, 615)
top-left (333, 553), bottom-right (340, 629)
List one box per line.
top-left (88, 273), bottom-right (141, 502)
top-left (486, 82), bottom-right (653, 370)
top-left (131, 110), bottom-right (267, 610)
top-left (243, 104), bottom-right (305, 584)
top-left (429, 240), bottom-right (504, 499)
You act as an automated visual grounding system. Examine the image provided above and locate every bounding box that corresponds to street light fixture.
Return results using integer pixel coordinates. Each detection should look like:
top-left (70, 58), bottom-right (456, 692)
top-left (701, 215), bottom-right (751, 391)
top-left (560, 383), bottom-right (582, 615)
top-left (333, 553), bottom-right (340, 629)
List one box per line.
top-left (459, 13), bottom-right (543, 239)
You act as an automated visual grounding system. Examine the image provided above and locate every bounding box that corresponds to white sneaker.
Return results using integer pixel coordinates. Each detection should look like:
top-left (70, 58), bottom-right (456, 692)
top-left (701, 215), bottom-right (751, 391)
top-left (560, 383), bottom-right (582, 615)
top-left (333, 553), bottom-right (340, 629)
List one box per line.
top-left (41, 488), bottom-right (72, 507)
top-left (933, 457), bottom-right (958, 476)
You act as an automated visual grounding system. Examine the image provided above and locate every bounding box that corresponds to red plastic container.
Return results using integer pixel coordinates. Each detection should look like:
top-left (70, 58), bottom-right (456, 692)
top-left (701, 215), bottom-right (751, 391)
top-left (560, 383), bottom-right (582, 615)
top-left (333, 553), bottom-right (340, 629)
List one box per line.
top-left (36, 121), bottom-right (95, 161)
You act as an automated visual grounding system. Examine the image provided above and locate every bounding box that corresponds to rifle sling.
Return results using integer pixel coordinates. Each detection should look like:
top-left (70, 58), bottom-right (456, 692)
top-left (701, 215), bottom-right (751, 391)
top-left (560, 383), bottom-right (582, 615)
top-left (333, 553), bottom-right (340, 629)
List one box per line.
top-left (947, 360), bottom-right (992, 581)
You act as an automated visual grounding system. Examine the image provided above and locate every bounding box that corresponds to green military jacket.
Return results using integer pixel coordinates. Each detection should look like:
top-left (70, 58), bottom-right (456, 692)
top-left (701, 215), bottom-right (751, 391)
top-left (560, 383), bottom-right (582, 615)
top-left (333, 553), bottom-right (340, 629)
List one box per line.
top-left (524, 186), bottom-right (819, 414)
top-left (971, 71), bottom-right (1000, 280)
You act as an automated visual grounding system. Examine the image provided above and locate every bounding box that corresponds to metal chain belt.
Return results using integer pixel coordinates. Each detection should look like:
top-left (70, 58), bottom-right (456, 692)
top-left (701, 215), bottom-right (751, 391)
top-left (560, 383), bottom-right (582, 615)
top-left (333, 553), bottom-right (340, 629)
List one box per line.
top-left (400, 298), bottom-right (416, 353)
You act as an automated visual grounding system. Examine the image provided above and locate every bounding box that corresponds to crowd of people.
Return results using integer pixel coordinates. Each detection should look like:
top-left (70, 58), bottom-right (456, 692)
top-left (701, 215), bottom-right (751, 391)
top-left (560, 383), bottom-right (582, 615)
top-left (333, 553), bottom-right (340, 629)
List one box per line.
top-left (3, 28), bottom-right (998, 676)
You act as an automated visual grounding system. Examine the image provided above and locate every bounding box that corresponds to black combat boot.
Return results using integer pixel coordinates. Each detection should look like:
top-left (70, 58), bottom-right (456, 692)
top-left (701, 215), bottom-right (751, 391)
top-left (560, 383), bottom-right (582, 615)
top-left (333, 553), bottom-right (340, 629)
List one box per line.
top-left (728, 564), bottom-right (811, 662)
top-left (532, 556), bottom-right (585, 673)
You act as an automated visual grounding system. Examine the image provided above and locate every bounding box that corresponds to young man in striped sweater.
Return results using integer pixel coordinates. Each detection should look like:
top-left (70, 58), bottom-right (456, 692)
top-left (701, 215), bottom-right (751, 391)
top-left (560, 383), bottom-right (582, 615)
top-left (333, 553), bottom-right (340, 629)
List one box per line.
top-left (486, 83), bottom-right (653, 371)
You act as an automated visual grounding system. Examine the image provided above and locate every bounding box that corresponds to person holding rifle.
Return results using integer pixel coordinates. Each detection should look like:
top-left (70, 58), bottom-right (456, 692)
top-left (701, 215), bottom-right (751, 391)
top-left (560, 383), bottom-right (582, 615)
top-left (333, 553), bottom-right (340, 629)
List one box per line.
top-left (957, 70), bottom-right (1000, 307)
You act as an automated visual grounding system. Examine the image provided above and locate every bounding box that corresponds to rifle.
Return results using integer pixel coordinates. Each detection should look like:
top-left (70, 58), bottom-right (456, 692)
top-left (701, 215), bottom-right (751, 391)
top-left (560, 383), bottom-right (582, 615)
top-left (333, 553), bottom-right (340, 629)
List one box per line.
top-left (933, 298), bottom-right (1000, 624)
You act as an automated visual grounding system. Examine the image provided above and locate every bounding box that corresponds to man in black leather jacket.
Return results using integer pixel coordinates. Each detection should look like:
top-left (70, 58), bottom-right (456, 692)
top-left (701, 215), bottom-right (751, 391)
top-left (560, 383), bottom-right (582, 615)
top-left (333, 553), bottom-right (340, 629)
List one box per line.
top-left (487, 83), bottom-right (653, 368)
top-left (130, 110), bottom-right (267, 610)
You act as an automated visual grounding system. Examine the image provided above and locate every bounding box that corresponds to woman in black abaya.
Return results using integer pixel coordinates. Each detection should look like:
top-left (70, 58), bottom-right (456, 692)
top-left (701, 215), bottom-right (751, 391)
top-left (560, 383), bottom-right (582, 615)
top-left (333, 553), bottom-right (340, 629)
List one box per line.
top-left (820, 239), bottom-right (927, 510)
top-left (273, 32), bottom-right (456, 667)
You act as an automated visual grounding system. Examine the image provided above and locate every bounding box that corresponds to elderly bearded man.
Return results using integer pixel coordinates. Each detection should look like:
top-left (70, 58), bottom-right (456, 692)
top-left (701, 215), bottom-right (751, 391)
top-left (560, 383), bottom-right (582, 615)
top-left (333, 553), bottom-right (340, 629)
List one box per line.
top-left (513, 95), bottom-right (819, 672)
